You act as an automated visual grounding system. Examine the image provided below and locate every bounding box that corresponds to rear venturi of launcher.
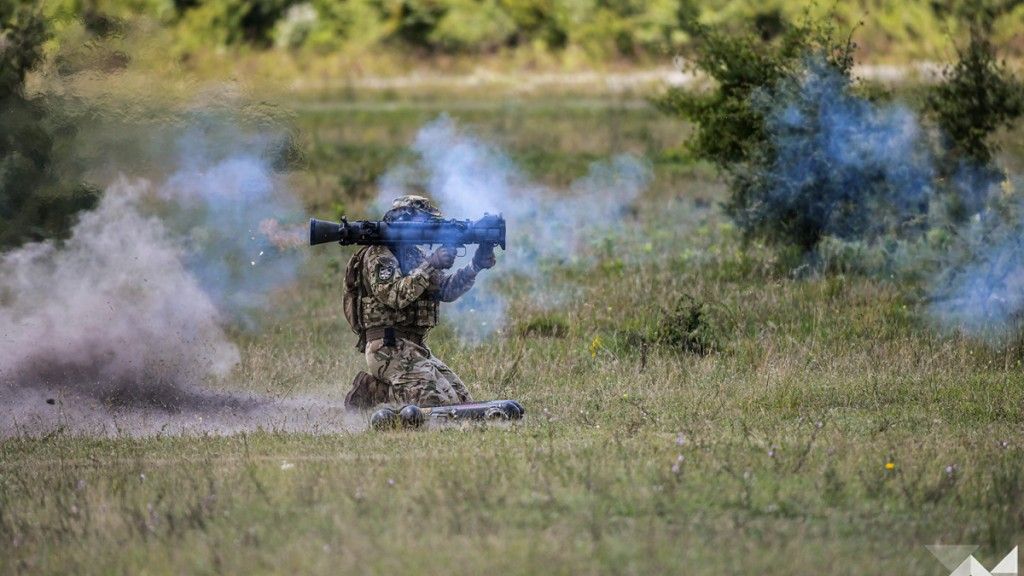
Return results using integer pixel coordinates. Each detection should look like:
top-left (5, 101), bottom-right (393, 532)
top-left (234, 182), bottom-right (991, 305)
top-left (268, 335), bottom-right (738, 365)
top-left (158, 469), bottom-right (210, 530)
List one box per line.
top-left (309, 214), bottom-right (506, 249)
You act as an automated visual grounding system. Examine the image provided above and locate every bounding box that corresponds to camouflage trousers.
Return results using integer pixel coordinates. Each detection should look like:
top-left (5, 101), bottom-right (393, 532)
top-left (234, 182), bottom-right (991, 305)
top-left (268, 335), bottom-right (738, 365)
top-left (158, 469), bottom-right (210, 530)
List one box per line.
top-left (365, 338), bottom-right (472, 407)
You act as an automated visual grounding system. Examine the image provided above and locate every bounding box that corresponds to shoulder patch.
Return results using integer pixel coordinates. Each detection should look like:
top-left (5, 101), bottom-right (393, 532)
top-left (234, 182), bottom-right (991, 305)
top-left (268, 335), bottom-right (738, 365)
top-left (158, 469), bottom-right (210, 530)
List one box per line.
top-left (376, 262), bottom-right (396, 282)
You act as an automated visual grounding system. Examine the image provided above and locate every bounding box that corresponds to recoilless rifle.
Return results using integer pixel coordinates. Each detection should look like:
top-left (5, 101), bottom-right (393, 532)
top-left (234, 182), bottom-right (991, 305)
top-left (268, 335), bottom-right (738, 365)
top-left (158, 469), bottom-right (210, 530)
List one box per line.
top-left (309, 214), bottom-right (506, 250)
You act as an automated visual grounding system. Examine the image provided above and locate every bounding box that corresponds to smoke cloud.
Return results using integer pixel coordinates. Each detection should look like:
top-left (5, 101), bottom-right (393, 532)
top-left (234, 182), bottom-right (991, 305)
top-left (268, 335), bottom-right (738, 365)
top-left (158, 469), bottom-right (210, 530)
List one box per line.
top-left (0, 125), bottom-right (360, 437)
top-left (749, 58), bottom-right (1024, 339)
top-left (377, 115), bottom-right (652, 340)
top-left (752, 59), bottom-right (935, 241)
top-left (927, 180), bottom-right (1024, 336)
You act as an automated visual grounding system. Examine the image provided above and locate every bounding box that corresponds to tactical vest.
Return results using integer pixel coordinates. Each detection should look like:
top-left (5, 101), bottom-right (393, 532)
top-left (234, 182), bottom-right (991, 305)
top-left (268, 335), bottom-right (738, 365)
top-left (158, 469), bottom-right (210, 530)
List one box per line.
top-left (357, 246), bottom-right (439, 333)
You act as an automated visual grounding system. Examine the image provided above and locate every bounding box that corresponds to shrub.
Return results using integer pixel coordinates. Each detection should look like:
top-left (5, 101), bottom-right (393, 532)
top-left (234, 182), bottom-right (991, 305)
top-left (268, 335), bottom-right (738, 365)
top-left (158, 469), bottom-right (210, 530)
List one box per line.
top-left (731, 56), bottom-right (939, 251)
top-left (517, 313), bottom-right (569, 338)
top-left (0, 1), bottom-right (98, 249)
top-left (656, 14), bottom-right (864, 250)
top-left (928, 0), bottom-right (1024, 161)
top-left (660, 6), bottom-right (1024, 253)
top-left (656, 16), bottom-right (854, 169)
top-left (429, 0), bottom-right (516, 53)
top-left (650, 294), bottom-right (728, 355)
top-left (500, 0), bottom-right (568, 49)
top-left (302, 0), bottom-right (387, 53)
top-left (175, 0), bottom-right (297, 49)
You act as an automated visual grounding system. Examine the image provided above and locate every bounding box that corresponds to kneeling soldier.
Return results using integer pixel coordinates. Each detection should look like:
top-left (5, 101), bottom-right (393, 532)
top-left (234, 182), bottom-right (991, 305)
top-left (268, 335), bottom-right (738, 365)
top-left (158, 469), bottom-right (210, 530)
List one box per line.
top-left (344, 195), bottom-right (497, 409)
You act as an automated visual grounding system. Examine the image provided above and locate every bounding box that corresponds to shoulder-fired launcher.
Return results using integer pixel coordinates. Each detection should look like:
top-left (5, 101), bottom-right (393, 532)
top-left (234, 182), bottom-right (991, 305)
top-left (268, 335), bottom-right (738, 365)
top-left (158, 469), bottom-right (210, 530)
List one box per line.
top-left (309, 214), bottom-right (505, 249)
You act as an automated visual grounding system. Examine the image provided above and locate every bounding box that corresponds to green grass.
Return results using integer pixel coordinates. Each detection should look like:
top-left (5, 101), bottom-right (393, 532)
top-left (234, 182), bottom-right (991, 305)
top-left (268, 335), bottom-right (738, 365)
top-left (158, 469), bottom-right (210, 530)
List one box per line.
top-left (4, 97), bottom-right (1024, 575)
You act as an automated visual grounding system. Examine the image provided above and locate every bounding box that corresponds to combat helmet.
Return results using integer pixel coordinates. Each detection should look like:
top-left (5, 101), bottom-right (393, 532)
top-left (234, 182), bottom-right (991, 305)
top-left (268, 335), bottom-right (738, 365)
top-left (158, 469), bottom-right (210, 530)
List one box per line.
top-left (384, 194), bottom-right (442, 222)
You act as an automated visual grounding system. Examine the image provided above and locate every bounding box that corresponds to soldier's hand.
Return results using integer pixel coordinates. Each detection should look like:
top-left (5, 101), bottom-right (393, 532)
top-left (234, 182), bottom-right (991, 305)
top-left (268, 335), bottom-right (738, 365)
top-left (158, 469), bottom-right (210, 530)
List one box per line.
top-left (472, 244), bottom-right (496, 270)
top-left (427, 246), bottom-right (457, 269)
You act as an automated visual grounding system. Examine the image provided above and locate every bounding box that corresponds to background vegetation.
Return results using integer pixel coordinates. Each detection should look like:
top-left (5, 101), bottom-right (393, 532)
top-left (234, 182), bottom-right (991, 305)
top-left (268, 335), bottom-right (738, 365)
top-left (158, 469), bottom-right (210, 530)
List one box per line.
top-left (0, 0), bottom-right (97, 249)
top-left (4, 1), bottom-right (1024, 574)
top-left (31, 0), bottom-right (1024, 67)
top-left (4, 101), bottom-right (1024, 574)
top-left (657, 2), bottom-right (1023, 252)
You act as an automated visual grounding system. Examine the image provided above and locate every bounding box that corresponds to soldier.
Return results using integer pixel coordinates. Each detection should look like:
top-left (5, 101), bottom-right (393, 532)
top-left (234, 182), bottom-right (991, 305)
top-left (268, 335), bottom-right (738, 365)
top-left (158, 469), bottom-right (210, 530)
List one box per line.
top-left (344, 195), bottom-right (497, 409)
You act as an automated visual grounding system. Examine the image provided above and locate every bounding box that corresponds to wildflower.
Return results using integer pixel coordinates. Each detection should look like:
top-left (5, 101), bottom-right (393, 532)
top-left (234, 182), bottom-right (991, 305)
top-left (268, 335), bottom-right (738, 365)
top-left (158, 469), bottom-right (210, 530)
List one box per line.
top-left (280, 461), bottom-right (294, 470)
top-left (675, 433), bottom-right (687, 447)
top-left (885, 462), bottom-right (895, 471)
top-left (671, 454), bottom-right (685, 475)
top-left (589, 335), bottom-right (603, 358)
top-left (768, 447), bottom-right (777, 458)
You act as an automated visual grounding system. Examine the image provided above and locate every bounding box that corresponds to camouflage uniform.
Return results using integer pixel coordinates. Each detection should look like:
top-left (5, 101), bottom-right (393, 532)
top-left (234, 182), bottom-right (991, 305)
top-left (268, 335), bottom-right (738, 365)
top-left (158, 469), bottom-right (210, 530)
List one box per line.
top-left (356, 195), bottom-right (483, 407)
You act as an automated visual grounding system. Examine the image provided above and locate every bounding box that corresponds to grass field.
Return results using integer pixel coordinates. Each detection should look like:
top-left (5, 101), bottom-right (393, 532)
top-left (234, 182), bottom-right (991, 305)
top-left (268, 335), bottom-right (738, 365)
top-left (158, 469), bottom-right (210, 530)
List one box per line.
top-left (3, 94), bottom-right (1024, 575)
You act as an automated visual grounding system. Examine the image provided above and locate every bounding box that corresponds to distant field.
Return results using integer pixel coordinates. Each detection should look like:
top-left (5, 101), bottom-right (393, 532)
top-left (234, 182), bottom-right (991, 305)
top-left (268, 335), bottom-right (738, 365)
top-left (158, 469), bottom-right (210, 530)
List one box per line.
top-left (3, 96), bottom-right (1024, 575)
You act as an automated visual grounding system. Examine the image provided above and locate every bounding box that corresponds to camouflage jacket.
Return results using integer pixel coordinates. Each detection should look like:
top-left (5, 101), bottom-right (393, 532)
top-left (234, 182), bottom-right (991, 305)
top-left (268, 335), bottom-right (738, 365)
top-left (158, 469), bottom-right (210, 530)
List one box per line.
top-left (358, 245), bottom-right (478, 334)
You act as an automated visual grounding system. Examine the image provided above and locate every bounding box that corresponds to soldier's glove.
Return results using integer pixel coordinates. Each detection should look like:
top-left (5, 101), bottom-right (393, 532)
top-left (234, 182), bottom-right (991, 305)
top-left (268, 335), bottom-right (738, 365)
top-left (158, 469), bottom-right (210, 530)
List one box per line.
top-left (472, 244), bottom-right (496, 270)
top-left (427, 246), bottom-right (457, 270)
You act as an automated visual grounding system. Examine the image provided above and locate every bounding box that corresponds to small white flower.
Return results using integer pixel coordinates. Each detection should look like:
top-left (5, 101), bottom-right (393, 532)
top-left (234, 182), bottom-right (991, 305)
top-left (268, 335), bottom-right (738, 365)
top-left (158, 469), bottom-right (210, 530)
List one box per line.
top-left (671, 454), bottom-right (685, 475)
top-left (280, 461), bottom-right (295, 470)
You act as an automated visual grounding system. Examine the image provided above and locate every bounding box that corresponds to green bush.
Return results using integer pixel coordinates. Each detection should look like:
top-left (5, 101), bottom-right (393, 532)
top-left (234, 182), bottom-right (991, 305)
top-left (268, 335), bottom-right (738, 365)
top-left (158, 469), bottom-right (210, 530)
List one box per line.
top-left (656, 15), bottom-right (860, 250)
top-left (429, 0), bottom-right (516, 52)
top-left (517, 313), bottom-right (569, 338)
top-left (927, 3), bottom-right (1024, 168)
top-left (301, 0), bottom-right (387, 52)
top-left (500, 0), bottom-right (568, 49)
top-left (650, 294), bottom-right (728, 355)
top-left (655, 15), bottom-right (853, 169)
top-left (659, 6), bottom-right (1023, 253)
top-left (175, 0), bottom-right (297, 49)
top-left (0, 1), bottom-right (98, 250)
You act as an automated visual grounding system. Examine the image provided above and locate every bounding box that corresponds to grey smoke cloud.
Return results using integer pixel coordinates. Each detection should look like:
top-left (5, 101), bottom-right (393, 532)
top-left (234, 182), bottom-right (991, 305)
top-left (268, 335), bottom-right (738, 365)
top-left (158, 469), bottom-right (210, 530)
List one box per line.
top-left (0, 180), bottom-right (238, 395)
top-left (0, 126), bottom-right (361, 436)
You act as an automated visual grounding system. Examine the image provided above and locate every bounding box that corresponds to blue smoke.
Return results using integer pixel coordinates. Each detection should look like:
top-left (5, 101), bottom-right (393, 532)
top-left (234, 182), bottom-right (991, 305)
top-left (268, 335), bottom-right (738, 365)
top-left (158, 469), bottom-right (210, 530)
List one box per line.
top-left (749, 58), bottom-right (935, 242)
top-left (752, 57), bottom-right (1024, 338)
top-left (928, 177), bottom-right (1024, 336)
top-left (160, 127), bottom-right (305, 326)
top-left (377, 115), bottom-right (652, 341)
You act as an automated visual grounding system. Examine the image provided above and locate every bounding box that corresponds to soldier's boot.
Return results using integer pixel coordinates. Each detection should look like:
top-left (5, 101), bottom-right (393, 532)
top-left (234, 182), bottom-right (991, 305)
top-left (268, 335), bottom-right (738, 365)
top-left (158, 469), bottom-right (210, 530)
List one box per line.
top-left (345, 371), bottom-right (388, 410)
